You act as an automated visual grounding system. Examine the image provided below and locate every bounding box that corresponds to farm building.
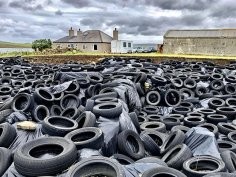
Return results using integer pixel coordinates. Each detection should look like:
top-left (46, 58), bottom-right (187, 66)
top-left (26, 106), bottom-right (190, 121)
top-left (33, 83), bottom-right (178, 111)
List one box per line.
top-left (111, 40), bottom-right (133, 53)
top-left (53, 28), bottom-right (115, 53)
top-left (163, 29), bottom-right (236, 56)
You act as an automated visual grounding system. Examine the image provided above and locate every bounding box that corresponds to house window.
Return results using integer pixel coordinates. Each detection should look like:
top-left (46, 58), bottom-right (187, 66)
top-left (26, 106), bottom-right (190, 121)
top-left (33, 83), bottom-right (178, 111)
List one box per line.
top-left (68, 44), bottom-right (70, 48)
top-left (83, 45), bottom-right (86, 49)
top-left (123, 42), bottom-right (127, 47)
top-left (71, 44), bottom-right (74, 48)
top-left (128, 43), bottom-right (131, 47)
top-left (94, 44), bottom-right (98, 50)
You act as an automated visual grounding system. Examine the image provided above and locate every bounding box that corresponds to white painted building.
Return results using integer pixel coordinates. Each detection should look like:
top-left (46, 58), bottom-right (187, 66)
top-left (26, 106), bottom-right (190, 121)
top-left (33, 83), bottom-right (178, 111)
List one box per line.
top-left (111, 40), bottom-right (133, 53)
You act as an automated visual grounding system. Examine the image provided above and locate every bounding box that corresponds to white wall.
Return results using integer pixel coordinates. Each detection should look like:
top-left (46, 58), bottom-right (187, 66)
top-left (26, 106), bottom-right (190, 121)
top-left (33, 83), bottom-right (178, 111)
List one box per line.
top-left (111, 40), bottom-right (133, 53)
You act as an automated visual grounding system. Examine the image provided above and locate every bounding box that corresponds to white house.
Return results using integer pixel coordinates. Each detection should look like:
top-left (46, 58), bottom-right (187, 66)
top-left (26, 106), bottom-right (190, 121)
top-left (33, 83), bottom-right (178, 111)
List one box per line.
top-left (111, 40), bottom-right (133, 53)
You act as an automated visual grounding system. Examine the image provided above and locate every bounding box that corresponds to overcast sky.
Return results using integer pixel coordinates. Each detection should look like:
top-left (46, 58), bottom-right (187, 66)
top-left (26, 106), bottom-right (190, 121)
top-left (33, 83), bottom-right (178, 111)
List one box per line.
top-left (0, 0), bottom-right (235, 43)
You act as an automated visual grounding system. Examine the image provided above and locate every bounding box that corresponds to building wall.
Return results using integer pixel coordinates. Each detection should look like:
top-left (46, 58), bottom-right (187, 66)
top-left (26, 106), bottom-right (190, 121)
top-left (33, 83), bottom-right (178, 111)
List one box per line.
top-left (163, 37), bottom-right (236, 56)
top-left (53, 42), bottom-right (111, 53)
top-left (111, 40), bottom-right (133, 53)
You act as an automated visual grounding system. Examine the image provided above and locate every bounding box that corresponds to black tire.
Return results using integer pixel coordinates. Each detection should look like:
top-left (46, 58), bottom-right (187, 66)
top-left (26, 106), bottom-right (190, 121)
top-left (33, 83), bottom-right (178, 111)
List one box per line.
top-left (117, 130), bottom-right (145, 160)
top-left (206, 114), bottom-right (227, 125)
top-left (136, 157), bottom-right (167, 166)
top-left (53, 91), bottom-right (64, 102)
top-left (65, 127), bottom-right (104, 150)
top-left (33, 88), bottom-right (54, 105)
top-left (162, 144), bottom-right (192, 170)
top-left (50, 105), bottom-right (62, 116)
top-left (0, 109), bottom-right (13, 123)
top-left (187, 112), bottom-right (205, 118)
top-left (95, 97), bottom-right (118, 104)
top-left (210, 80), bottom-right (224, 91)
top-left (85, 99), bottom-right (95, 111)
top-left (197, 123), bottom-right (219, 137)
top-left (183, 156), bottom-right (226, 177)
top-left (221, 150), bottom-right (236, 173)
top-left (129, 112), bottom-right (141, 133)
top-left (195, 86), bottom-right (208, 97)
top-left (163, 89), bottom-right (181, 107)
top-left (184, 116), bottom-right (205, 128)
top-left (171, 125), bottom-right (190, 134)
top-left (208, 98), bottom-right (225, 109)
top-left (14, 137), bottom-right (77, 176)
top-left (33, 105), bottom-right (50, 122)
top-left (180, 88), bottom-right (195, 99)
top-left (65, 81), bottom-right (80, 94)
top-left (217, 140), bottom-right (236, 153)
top-left (66, 156), bottom-right (125, 177)
top-left (140, 121), bottom-right (166, 132)
top-left (111, 153), bottom-right (135, 165)
top-left (87, 75), bottom-right (103, 84)
top-left (184, 78), bottom-right (197, 89)
top-left (42, 116), bottom-right (78, 136)
top-left (216, 107), bottom-right (236, 120)
top-left (75, 111), bottom-right (96, 128)
top-left (197, 108), bottom-right (216, 118)
top-left (140, 130), bottom-right (166, 156)
top-left (224, 84), bottom-right (236, 94)
top-left (203, 172), bottom-right (236, 177)
top-left (142, 105), bottom-right (159, 114)
top-left (0, 147), bottom-right (12, 176)
top-left (218, 123), bottom-right (236, 135)
top-left (142, 167), bottom-right (187, 177)
top-left (0, 123), bottom-right (16, 148)
top-left (168, 114), bottom-right (185, 122)
top-left (60, 94), bottom-right (80, 109)
top-left (179, 101), bottom-right (194, 110)
top-left (93, 102), bottom-right (122, 118)
top-left (146, 90), bottom-right (161, 106)
top-left (226, 98), bottom-right (236, 107)
top-left (228, 131), bottom-right (236, 144)
top-left (61, 107), bottom-right (80, 120)
top-left (151, 76), bottom-right (167, 86)
top-left (171, 78), bottom-right (183, 88)
top-left (160, 130), bottom-right (185, 154)
top-left (11, 93), bottom-right (32, 112)
top-left (161, 117), bottom-right (181, 130)
top-left (172, 106), bottom-right (191, 116)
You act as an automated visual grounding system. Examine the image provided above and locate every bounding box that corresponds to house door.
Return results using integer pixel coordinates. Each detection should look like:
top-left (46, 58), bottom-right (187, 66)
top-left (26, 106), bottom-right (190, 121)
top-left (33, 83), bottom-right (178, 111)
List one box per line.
top-left (94, 44), bottom-right (98, 50)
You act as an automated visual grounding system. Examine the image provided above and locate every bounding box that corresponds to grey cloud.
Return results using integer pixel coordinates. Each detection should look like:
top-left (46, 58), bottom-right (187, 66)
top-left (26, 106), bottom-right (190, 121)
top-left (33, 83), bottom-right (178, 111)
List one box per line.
top-left (9, 0), bottom-right (43, 11)
top-left (61, 0), bottom-right (90, 7)
top-left (55, 10), bottom-right (63, 16)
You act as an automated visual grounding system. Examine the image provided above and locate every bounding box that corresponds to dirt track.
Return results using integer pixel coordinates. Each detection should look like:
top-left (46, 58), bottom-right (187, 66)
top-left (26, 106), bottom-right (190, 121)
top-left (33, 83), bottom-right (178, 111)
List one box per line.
top-left (24, 55), bottom-right (236, 65)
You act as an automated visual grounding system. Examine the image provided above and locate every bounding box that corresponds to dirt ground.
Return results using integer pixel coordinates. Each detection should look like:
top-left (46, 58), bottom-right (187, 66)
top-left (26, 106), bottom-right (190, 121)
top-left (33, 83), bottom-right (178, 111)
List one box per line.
top-left (24, 54), bottom-right (236, 65)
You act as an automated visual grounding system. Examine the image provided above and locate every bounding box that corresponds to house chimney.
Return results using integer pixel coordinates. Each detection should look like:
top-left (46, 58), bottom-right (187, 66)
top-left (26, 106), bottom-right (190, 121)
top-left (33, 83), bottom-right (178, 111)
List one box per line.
top-left (113, 28), bottom-right (118, 40)
top-left (77, 29), bottom-right (82, 36)
top-left (69, 27), bottom-right (74, 37)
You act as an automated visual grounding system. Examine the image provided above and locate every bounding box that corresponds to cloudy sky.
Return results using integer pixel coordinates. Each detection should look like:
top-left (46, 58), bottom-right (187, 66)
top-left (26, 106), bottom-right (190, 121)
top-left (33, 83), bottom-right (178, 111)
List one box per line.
top-left (0, 0), bottom-right (235, 43)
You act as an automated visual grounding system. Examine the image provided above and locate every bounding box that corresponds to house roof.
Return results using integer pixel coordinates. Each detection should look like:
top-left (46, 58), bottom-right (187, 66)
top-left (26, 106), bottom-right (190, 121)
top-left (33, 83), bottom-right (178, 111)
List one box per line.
top-left (54, 30), bottom-right (113, 43)
top-left (164, 29), bottom-right (236, 38)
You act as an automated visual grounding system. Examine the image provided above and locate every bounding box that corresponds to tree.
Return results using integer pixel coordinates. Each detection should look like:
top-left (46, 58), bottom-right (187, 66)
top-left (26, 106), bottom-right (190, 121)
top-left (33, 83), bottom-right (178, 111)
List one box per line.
top-left (32, 39), bottom-right (52, 52)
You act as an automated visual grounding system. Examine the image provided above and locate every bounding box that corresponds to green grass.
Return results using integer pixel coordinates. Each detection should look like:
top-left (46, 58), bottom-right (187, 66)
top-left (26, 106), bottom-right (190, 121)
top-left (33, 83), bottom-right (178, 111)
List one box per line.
top-left (1, 50), bottom-right (236, 61)
top-left (0, 41), bottom-right (31, 48)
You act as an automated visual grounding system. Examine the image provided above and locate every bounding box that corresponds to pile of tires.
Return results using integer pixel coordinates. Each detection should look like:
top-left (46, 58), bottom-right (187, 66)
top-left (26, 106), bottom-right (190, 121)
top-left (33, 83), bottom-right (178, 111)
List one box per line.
top-left (1, 57), bottom-right (236, 176)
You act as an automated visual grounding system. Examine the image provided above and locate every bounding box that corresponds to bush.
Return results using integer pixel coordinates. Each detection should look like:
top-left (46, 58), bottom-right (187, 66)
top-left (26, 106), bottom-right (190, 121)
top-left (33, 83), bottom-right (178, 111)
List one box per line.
top-left (32, 39), bottom-right (52, 52)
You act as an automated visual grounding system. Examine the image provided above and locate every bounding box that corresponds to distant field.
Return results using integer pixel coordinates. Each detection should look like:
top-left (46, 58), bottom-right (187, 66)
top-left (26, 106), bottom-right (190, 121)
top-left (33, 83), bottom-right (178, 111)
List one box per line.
top-left (0, 41), bottom-right (31, 48)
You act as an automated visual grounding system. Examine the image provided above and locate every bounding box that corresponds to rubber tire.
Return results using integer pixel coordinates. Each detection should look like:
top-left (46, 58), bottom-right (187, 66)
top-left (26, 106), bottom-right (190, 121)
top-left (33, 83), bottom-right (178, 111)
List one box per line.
top-left (66, 156), bottom-right (125, 177)
top-left (140, 130), bottom-right (166, 156)
top-left (136, 157), bottom-right (167, 166)
top-left (218, 123), bottom-right (236, 135)
top-left (75, 111), bottom-right (96, 128)
top-left (60, 94), bottom-right (80, 109)
top-left (50, 105), bottom-right (62, 116)
top-left (11, 93), bottom-right (32, 112)
top-left (0, 109), bottom-right (13, 123)
top-left (42, 116), bottom-right (78, 136)
top-left (208, 98), bottom-right (225, 110)
top-left (160, 130), bottom-right (185, 154)
top-left (0, 147), bottom-right (12, 176)
top-left (117, 130), bottom-right (145, 160)
top-left (184, 116), bottom-right (205, 128)
top-left (111, 154), bottom-right (135, 165)
top-left (93, 102), bottom-right (122, 118)
top-left (14, 137), bottom-right (77, 176)
top-left (206, 114), bottom-right (227, 125)
top-left (162, 144), bottom-right (192, 170)
top-left (61, 107), bottom-right (80, 120)
top-left (221, 150), bottom-right (236, 173)
top-left (228, 131), bottom-right (236, 144)
top-left (217, 140), bottom-right (236, 153)
top-left (142, 167), bottom-right (187, 177)
top-left (183, 156), bottom-right (226, 177)
top-left (146, 90), bottom-right (161, 106)
top-left (140, 121), bottom-right (166, 132)
top-left (0, 123), bottom-right (16, 148)
top-left (33, 105), bottom-right (50, 122)
top-left (216, 107), bottom-right (236, 120)
top-left (65, 127), bottom-right (104, 150)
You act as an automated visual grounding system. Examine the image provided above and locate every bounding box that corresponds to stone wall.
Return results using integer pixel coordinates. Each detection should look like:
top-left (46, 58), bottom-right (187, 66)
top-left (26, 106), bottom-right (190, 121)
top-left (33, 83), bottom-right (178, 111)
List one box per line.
top-left (52, 42), bottom-right (111, 53)
top-left (163, 37), bottom-right (236, 56)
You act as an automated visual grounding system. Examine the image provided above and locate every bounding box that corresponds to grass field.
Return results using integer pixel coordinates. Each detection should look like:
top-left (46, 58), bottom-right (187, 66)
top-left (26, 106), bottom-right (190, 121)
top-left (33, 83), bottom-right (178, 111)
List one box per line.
top-left (0, 41), bottom-right (31, 48)
top-left (1, 50), bottom-right (236, 61)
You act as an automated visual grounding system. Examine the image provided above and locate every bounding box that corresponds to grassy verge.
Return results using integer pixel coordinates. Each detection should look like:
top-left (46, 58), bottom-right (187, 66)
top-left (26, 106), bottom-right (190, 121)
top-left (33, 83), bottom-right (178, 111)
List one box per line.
top-left (1, 50), bottom-right (236, 60)
top-left (0, 41), bottom-right (31, 48)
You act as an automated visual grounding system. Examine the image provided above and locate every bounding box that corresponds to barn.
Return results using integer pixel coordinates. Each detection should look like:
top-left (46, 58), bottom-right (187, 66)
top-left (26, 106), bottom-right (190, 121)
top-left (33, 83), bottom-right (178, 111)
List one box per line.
top-left (163, 29), bottom-right (236, 56)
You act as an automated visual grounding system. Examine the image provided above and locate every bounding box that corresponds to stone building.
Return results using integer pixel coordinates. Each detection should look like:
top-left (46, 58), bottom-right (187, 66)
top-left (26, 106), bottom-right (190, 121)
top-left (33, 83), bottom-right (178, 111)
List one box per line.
top-left (163, 29), bottom-right (236, 56)
top-left (53, 28), bottom-right (119, 53)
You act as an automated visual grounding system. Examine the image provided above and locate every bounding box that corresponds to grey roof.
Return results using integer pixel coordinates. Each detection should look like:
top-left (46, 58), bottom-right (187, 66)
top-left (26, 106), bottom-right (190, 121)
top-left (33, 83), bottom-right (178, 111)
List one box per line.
top-left (164, 29), bottom-right (236, 38)
top-left (54, 30), bottom-right (112, 43)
